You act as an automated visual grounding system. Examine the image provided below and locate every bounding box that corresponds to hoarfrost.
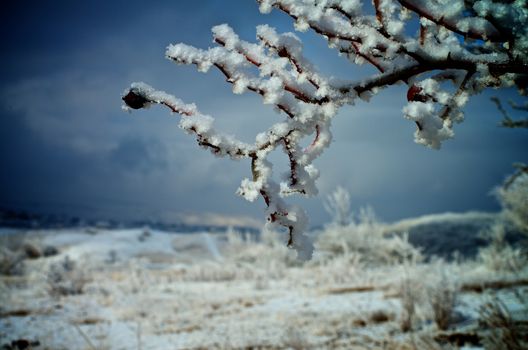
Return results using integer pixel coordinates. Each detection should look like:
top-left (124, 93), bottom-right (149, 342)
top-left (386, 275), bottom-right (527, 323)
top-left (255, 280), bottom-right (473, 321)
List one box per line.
top-left (123, 0), bottom-right (527, 259)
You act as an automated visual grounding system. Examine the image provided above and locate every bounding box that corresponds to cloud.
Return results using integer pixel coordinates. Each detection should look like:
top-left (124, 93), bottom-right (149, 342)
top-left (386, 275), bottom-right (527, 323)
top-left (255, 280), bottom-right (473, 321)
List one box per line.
top-left (110, 137), bottom-right (167, 173)
top-left (1, 1), bottom-right (527, 227)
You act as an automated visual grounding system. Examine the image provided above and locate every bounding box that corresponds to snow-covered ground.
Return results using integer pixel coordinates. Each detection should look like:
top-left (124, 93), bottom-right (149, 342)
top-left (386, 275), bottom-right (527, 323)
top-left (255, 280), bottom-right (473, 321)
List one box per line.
top-left (0, 220), bottom-right (527, 349)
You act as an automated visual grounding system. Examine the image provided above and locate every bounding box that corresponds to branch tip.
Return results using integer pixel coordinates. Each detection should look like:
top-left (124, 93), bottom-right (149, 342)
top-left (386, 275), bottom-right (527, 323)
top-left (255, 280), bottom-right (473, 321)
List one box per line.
top-left (123, 90), bottom-right (148, 110)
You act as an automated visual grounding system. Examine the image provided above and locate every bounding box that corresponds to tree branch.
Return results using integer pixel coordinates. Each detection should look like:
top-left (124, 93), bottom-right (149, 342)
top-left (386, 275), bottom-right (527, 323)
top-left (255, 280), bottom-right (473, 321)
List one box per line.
top-left (397, 0), bottom-right (505, 42)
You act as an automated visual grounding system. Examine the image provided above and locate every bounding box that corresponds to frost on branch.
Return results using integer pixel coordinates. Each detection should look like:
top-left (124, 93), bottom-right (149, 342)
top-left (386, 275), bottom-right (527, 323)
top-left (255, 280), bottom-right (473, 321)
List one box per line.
top-left (123, 0), bottom-right (527, 259)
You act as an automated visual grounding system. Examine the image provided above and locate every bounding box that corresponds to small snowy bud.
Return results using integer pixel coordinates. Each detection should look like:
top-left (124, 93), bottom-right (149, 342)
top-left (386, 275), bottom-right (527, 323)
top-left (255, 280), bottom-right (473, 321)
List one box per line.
top-left (407, 85), bottom-right (426, 102)
top-left (122, 90), bottom-right (149, 110)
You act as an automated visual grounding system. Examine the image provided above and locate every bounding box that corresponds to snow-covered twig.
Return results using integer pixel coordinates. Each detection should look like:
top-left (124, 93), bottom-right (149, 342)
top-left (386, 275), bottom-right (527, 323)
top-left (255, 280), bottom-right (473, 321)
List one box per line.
top-left (123, 0), bottom-right (527, 259)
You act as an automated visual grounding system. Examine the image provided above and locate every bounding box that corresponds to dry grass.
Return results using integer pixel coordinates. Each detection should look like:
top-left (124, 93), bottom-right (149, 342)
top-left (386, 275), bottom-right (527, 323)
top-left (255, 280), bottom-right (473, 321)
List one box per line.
top-left (479, 296), bottom-right (528, 350)
top-left (399, 275), bottom-right (418, 333)
top-left (426, 264), bottom-right (459, 331)
top-left (461, 278), bottom-right (528, 293)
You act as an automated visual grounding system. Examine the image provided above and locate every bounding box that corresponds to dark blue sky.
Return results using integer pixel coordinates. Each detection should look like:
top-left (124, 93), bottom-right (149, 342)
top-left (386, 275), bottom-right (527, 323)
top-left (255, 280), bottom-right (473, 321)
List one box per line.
top-left (1, 1), bottom-right (526, 226)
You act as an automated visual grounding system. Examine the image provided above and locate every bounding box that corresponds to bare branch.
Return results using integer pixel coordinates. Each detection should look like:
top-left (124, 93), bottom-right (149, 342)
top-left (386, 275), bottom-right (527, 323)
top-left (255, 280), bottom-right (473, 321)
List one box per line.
top-left (397, 0), bottom-right (506, 42)
top-left (491, 96), bottom-right (528, 129)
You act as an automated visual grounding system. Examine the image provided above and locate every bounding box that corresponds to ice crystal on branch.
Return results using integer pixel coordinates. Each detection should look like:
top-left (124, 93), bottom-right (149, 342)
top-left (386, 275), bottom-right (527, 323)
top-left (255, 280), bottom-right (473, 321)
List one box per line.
top-left (123, 0), bottom-right (527, 259)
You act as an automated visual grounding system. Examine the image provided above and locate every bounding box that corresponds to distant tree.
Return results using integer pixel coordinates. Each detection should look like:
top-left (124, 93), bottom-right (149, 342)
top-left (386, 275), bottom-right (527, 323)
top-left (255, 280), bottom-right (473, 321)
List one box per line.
top-left (123, 0), bottom-right (527, 259)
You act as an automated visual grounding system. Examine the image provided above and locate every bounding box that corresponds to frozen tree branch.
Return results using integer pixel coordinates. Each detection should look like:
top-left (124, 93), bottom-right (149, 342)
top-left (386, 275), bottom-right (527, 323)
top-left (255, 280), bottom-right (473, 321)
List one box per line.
top-left (490, 96), bottom-right (528, 128)
top-left (123, 0), bottom-right (527, 259)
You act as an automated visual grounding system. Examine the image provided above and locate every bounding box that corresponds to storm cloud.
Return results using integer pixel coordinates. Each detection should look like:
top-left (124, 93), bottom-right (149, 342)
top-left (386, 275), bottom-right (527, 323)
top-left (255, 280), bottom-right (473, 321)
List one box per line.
top-left (1, 0), bottom-right (526, 226)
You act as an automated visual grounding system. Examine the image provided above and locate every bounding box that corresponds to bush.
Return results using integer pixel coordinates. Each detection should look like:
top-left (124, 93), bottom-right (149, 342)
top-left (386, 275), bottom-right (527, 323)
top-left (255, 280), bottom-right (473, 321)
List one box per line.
top-left (47, 256), bottom-right (89, 297)
top-left (0, 248), bottom-right (25, 276)
top-left (478, 222), bottom-right (526, 272)
top-left (497, 169), bottom-right (528, 234)
top-left (479, 296), bottom-right (527, 350)
top-left (425, 261), bottom-right (459, 331)
top-left (317, 188), bottom-right (422, 265)
top-left (225, 227), bottom-right (301, 268)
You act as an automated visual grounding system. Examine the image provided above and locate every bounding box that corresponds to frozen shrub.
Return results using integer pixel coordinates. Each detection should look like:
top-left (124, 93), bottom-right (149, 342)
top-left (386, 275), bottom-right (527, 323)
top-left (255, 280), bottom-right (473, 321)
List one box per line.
top-left (397, 261), bottom-right (459, 332)
top-left (122, 0), bottom-right (527, 258)
top-left (225, 227), bottom-right (301, 268)
top-left (310, 251), bottom-right (362, 285)
top-left (478, 222), bottom-right (526, 272)
top-left (497, 167), bottom-right (528, 234)
top-left (21, 241), bottom-right (41, 259)
top-left (479, 297), bottom-right (527, 350)
top-left (47, 256), bottom-right (89, 297)
top-left (176, 227), bottom-right (299, 282)
top-left (0, 248), bottom-right (25, 276)
top-left (317, 188), bottom-right (422, 265)
top-left (225, 227), bottom-right (252, 255)
top-left (324, 186), bottom-right (352, 227)
top-left (425, 261), bottom-right (459, 331)
top-left (399, 273), bottom-right (421, 332)
top-left (0, 234), bottom-right (31, 275)
top-left (317, 217), bottom-right (421, 265)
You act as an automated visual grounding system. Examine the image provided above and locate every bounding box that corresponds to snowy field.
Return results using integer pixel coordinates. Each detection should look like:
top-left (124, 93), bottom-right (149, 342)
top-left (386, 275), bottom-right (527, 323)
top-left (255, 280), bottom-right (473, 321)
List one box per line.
top-left (1, 213), bottom-right (527, 350)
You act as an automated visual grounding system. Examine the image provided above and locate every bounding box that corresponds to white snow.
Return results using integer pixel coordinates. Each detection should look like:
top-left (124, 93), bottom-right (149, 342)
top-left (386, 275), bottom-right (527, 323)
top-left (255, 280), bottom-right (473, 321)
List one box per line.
top-left (2, 223), bottom-right (526, 349)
